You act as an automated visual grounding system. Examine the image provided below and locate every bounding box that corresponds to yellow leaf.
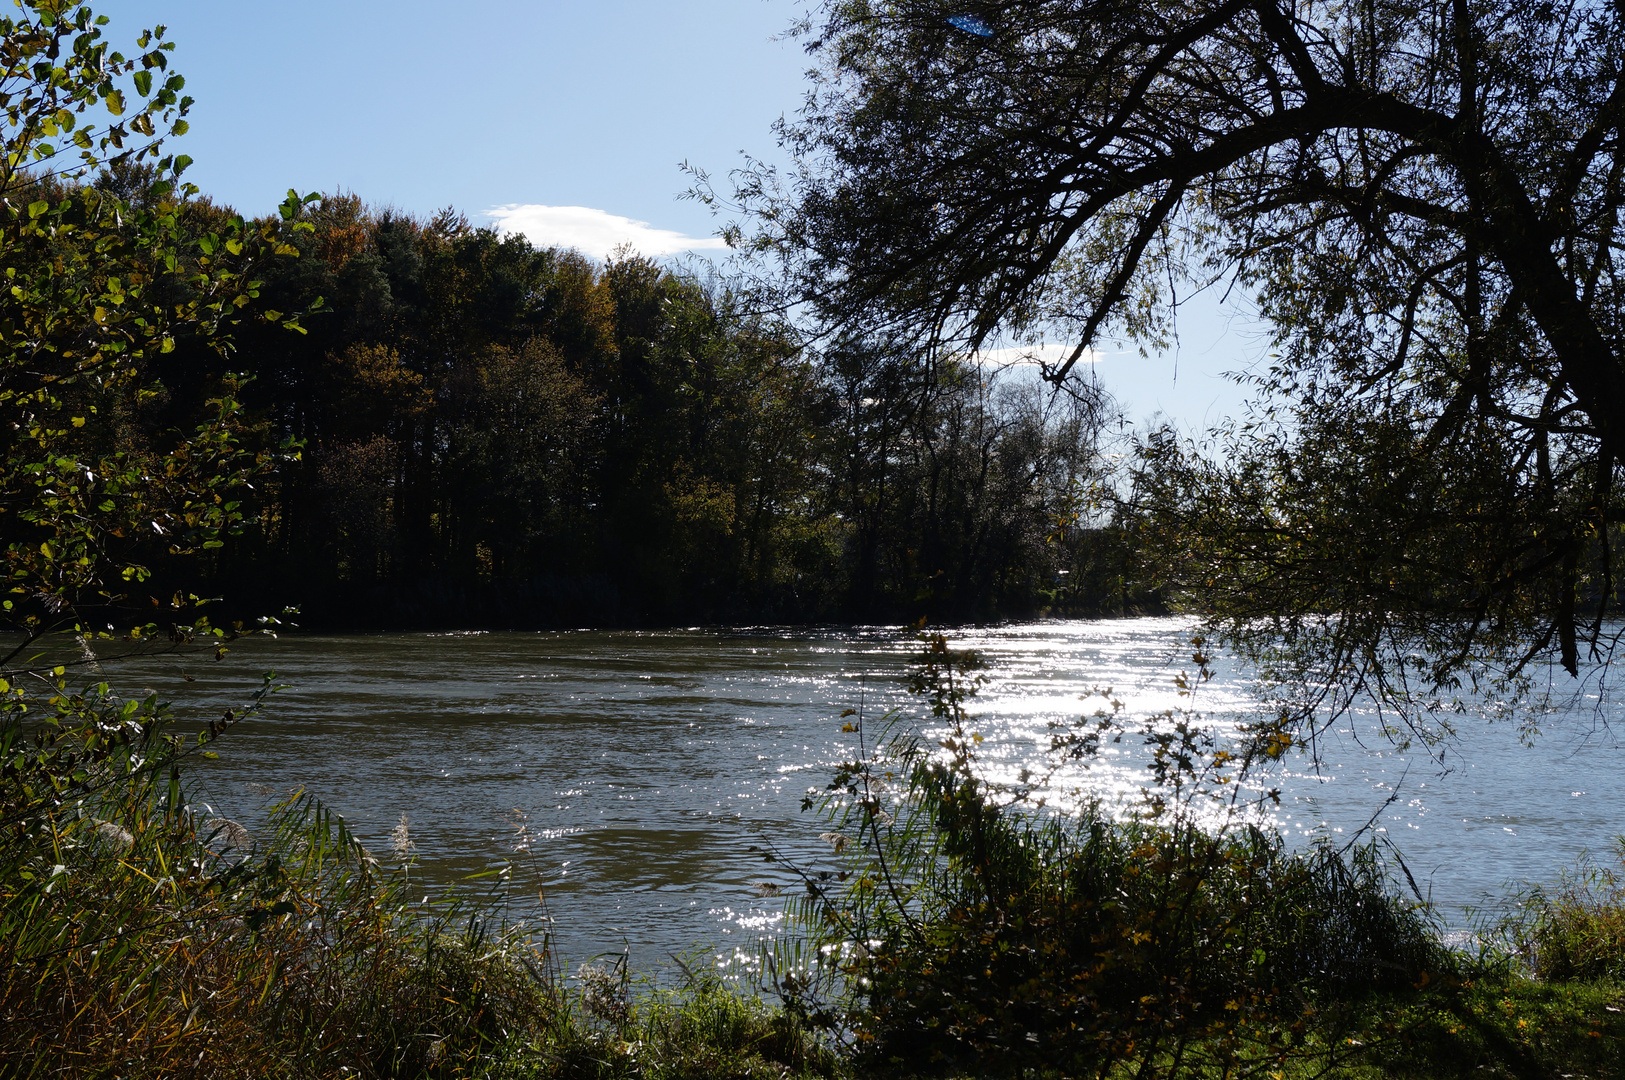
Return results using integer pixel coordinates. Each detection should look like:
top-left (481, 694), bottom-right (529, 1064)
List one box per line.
top-left (71, 416), bottom-right (85, 427)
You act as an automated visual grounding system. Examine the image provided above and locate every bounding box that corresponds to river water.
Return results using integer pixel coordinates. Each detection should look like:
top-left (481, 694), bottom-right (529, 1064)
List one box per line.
top-left (106, 618), bottom-right (1624, 972)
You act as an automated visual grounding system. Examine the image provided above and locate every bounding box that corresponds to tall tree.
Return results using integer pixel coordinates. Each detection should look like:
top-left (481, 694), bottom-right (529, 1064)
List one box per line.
top-left (713, 0), bottom-right (1625, 723)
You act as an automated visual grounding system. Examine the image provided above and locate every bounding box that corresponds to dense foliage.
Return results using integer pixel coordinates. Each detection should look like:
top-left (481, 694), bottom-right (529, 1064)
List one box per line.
top-left (4, 4), bottom-right (1624, 1078)
top-left (0, 3), bottom-right (310, 648)
top-left (120, 192), bottom-right (1142, 628)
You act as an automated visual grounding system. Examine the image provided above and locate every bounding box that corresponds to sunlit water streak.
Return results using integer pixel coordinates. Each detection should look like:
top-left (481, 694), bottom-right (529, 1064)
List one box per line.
top-left (87, 618), bottom-right (1624, 970)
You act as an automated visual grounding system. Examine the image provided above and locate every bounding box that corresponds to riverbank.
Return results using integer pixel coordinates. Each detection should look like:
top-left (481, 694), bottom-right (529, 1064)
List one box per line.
top-left (3, 641), bottom-right (1620, 1076)
top-left (5, 732), bottom-right (1623, 1079)
top-left (9, 623), bottom-right (1625, 1078)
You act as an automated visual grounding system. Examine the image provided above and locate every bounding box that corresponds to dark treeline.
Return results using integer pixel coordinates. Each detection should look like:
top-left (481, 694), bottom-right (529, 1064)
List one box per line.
top-left (118, 183), bottom-right (1156, 628)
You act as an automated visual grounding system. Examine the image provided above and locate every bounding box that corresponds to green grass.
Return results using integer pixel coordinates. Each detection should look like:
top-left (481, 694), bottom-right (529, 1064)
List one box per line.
top-left (505, 966), bottom-right (836, 1080)
top-left (1377, 977), bottom-right (1625, 1080)
top-left (820, 977), bottom-right (1625, 1080)
top-left (1500, 839), bottom-right (1625, 982)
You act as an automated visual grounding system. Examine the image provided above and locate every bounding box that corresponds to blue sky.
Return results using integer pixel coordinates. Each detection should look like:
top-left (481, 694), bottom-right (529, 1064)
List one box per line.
top-left (116, 0), bottom-right (1261, 431)
top-left (117, 1), bottom-right (802, 250)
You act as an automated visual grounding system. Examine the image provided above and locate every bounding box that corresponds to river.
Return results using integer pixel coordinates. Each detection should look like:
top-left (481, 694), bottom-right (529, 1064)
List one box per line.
top-left (104, 617), bottom-right (1624, 973)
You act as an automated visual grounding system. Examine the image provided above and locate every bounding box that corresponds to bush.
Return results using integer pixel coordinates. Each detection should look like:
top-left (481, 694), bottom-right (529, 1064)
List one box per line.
top-left (623, 964), bottom-right (837, 1080)
top-left (770, 633), bottom-right (1447, 1078)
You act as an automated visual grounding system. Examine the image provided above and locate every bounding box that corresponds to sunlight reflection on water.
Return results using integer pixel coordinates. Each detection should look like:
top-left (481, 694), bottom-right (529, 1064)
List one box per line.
top-left (97, 618), bottom-right (1625, 968)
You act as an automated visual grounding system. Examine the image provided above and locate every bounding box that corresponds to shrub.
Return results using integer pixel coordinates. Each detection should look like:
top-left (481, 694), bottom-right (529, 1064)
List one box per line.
top-left (627, 964), bottom-right (837, 1080)
top-left (770, 633), bottom-right (1446, 1078)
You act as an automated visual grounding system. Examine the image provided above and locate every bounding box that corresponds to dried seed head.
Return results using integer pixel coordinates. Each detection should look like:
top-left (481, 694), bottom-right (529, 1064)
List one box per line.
top-left (577, 962), bottom-right (630, 1023)
top-left (92, 820), bottom-right (134, 853)
top-left (204, 818), bottom-right (251, 850)
top-left (391, 813), bottom-right (414, 857)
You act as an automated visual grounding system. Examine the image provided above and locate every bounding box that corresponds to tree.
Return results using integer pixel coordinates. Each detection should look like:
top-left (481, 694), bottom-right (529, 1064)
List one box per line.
top-left (819, 338), bottom-right (1108, 619)
top-left (0, 7), bottom-right (318, 1065)
top-left (714, 0), bottom-right (1624, 726)
top-left (0, 3), bottom-right (318, 649)
top-left (0, 1), bottom-right (191, 197)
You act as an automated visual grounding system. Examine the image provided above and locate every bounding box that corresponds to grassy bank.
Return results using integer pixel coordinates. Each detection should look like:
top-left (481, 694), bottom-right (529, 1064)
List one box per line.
top-left (5, 655), bottom-right (1625, 1078)
top-left (0, 671), bottom-right (834, 1078)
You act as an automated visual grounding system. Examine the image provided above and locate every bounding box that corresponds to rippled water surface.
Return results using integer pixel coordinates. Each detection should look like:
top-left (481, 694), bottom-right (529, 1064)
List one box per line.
top-left (111, 618), bottom-right (1624, 968)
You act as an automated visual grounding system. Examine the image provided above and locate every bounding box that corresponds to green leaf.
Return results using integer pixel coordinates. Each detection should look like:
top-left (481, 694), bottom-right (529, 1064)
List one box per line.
top-left (28, 200), bottom-right (48, 218)
top-left (132, 70), bottom-right (152, 96)
top-left (105, 88), bottom-right (125, 116)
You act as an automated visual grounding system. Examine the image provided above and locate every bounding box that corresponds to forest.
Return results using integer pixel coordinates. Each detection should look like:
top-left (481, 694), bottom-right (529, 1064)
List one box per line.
top-left (83, 174), bottom-right (1140, 630)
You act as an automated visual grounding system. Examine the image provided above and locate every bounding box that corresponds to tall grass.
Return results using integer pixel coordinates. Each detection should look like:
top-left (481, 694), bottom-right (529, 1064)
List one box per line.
top-left (10, 631), bottom-right (1617, 1079)
top-left (0, 662), bottom-right (837, 1079)
top-left (0, 673), bottom-right (557, 1077)
top-left (1498, 838), bottom-right (1625, 982)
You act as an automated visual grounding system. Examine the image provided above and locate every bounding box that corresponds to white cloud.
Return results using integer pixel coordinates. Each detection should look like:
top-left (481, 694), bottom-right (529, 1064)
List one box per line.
top-left (969, 343), bottom-right (1104, 368)
top-left (485, 204), bottom-right (728, 260)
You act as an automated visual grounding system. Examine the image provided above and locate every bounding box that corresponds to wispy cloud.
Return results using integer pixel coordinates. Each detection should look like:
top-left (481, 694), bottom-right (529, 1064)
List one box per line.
top-left (969, 343), bottom-right (1104, 368)
top-left (485, 204), bottom-right (728, 260)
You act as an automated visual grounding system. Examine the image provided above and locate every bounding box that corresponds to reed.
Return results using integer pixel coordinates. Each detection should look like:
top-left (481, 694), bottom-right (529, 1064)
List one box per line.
top-left (1496, 838), bottom-right (1625, 982)
top-left (7, 636), bottom-right (1617, 1079)
top-left (0, 665), bottom-right (838, 1079)
top-left (0, 671), bottom-right (555, 1077)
